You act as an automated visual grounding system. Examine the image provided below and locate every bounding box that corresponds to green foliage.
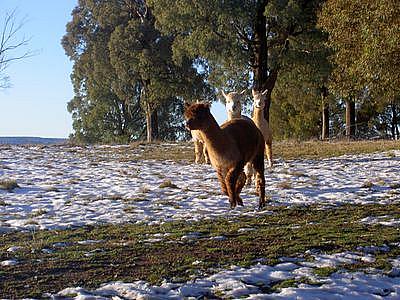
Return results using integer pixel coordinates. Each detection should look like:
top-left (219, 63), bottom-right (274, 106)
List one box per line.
top-left (318, 0), bottom-right (400, 101)
top-left (270, 24), bottom-right (332, 140)
top-left (62, 0), bottom-right (399, 141)
top-left (317, 0), bottom-right (400, 139)
top-left (63, 0), bottom-right (211, 143)
top-left (149, 0), bottom-right (324, 89)
top-left (148, 0), bottom-right (333, 139)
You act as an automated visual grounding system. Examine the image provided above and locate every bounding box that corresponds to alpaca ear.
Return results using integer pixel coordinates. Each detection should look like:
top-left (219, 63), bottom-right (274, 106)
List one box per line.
top-left (184, 101), bottom-right (190, 108)
top-left (262, 88), bottom-right (269, 95)
top-left (221, 90), bottom-right (228, 99)
top-left (240, 89), bottom-right (247, 95)
top-left (252, 89), bottom-right (256, 97)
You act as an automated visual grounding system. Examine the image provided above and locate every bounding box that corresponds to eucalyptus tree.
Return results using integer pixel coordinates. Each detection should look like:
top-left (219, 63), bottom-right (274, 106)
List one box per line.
top-left (318, 0), bottom-right (400, 139)
top-left (270, 26), bottom-right (332, 140)
top-left (148, 0), bottom-right (324, 123)
top-left (63, 0), bottom-right (210, 143)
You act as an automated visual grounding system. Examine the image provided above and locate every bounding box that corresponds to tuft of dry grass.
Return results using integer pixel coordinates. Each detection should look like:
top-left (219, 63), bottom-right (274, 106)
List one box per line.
top-left (0, 179), bottom-right (20, 192)
top-left (29, 209), bottom-right (48, 218)
top-left (159, 180), bottom-right (179, 189)
top-left (361, 181), bottom-right (374, 189)
top-left (277, 180), bottom-right (292, 189)
top-left (389, 183), bottom-right (400, 189)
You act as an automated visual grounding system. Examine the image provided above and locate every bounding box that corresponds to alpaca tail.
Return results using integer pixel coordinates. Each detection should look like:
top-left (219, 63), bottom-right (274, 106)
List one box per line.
top-left (244, 163), bottom-right (255, 186)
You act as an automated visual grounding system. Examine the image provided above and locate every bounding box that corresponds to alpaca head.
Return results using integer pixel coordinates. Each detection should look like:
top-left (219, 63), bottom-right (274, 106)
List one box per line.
top-left (184, 102), bottom-right (211, 130)
top-left (222, 90), bottom-right (246, 118)
top-left (252, 88), bottom-right (268, 109)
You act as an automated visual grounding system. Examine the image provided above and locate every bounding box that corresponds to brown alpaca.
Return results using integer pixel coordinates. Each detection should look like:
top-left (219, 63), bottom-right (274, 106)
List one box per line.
top-left (252, 89), bottom-right (273, 167)
top-left (184, 103), bottom-right (266, 208)
top-left (222, 90), bottom-right (256, 186)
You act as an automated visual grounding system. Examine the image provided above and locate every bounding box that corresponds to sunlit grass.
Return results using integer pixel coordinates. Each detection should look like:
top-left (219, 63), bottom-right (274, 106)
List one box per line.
top-left (1, 203), bottom-right (400, 298)
top-left (121, 140), bottom-right (400, 162)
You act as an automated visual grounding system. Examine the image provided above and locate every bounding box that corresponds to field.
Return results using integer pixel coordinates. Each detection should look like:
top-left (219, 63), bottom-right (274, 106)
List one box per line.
top-left (1, 140), bottom-right (400, 299)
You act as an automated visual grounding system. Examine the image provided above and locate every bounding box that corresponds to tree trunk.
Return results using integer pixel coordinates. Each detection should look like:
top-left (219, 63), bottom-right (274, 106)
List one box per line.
top-left (151, 110), bottom-right (159, 141)
top-left (252, 0), bottom-right (277, 123)
top-left (321, 87), bottom-right (329, 140)
top-left (322, 102), bottom-right (329, 140)
top-left (145, 103), bottom-right (153, 143)
top-left (262, 70), bottom-right (278, 123)
top-left (253, 0), bottom-right (268, 92)
top-left (391, 102), bottom-right (398, 140)
top-left (345, 98), bottom-right (356, 139)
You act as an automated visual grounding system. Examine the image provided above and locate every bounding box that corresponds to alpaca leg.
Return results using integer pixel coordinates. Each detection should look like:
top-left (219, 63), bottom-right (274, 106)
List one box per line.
top-left (225, 168), bottom-right (238, 208)
top-left (244, 163), bottom-right (255, 186)
top-left (217, 169), bottom-right (228, 196)
top-left (253, 154), bottom-right (266, 209)
top-left (194, 140), bottom-right (202, 164)
top-left (265, 142), bottom-right (273, 168)
top-left (235, 171), bottom-right (246, 206)
top-left (203, 144), bottom-right (210, 164)
top-left (225, 164), bottom-right (244, 208)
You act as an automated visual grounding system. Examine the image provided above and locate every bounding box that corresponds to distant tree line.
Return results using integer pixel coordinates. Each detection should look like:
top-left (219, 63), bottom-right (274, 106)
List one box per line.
top-left (63, 0), bottom-right (400, 143)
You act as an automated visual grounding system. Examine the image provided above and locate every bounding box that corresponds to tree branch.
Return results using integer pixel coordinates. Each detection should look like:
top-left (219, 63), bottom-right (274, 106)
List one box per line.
top-left (0, 9), bottom-right (34, 88)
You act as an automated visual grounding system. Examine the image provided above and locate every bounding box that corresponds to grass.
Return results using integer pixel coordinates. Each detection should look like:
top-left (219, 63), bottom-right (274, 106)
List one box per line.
top-left (313, 266), bottom-right (338, 277)
top-left (273, 140), bottom-right (400, 160)
top-left (1, 203), bottom-right (400, 298)
top-left (118, 140), bottom-right (400, 162)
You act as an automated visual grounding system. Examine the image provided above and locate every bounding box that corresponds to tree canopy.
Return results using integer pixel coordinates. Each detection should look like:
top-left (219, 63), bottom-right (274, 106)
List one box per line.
top-left (318, 0), bottom-right (400, 139)
top-left (63, 0), bottom-right (400, 142)
top-left (148, 0), bottom-right (324, 121)
top-left (63, 0), bottom-right (211, 143)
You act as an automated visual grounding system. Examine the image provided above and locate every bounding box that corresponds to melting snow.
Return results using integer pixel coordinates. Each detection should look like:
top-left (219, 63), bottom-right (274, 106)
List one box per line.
top-left (2, 144), bottom-right (400, 299)
top-left (50, 252), bottom-right (400, 299)
top-left (1, 145), bottom-right (399, 232)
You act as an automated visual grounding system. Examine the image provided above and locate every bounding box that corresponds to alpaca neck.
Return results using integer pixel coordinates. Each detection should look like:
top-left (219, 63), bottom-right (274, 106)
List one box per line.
top-left (253, 107), bottom-right (268, 124)
top-left (228, 111), bottom-right (241, 120)
top-left (199, 117), bottom-right (226, 154)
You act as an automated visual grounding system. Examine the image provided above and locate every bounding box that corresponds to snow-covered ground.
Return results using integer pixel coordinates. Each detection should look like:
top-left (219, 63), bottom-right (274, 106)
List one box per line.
top-left (52, 250), bottom-right (400, 299)
top-left (1, 144), bottom-right (400, 299)
top-left (1, 145), bottom-right (399, 232)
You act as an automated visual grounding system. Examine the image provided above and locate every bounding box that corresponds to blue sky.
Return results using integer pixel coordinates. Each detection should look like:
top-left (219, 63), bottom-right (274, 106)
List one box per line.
top-left (0, 1), bottom-right (77, 138)
top-left (0, 0), bottom-right (226, 138)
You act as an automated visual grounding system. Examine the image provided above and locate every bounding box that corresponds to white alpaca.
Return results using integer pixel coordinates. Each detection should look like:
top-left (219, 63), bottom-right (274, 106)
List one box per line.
top-left (252, 89), bottom-right (273, 168)
top-left (222, 90), bottom-right (245, 120)
top-left (222, 90), bottom-right (256, 186)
